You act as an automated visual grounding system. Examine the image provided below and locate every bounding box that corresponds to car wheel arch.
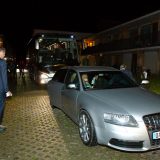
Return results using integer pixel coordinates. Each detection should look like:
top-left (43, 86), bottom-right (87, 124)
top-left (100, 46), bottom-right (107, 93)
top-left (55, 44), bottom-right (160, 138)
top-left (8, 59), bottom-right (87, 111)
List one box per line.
top-left (78, 105), bottom-right (99, 127)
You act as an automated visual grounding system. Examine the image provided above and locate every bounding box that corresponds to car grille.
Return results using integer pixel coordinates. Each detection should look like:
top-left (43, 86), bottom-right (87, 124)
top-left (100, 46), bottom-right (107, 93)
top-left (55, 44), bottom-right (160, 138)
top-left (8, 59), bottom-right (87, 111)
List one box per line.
top-left (143, 113), bottom-right (160, 146)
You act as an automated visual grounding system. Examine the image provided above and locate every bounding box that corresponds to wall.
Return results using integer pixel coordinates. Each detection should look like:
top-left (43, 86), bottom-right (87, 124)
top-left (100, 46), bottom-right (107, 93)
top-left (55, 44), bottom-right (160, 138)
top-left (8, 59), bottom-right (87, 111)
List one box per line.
top-left (123, 53), bottom-right (132, 70)
top-left (144, 51), bottom-right (158, 74)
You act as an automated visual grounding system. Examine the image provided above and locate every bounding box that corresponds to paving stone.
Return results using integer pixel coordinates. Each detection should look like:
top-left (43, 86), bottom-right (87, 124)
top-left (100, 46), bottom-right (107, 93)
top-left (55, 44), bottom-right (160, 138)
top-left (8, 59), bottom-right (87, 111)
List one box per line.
top-left (1, 74), bottom-right (160, 160)
top-left (0, 95), bottom-right (69, 160)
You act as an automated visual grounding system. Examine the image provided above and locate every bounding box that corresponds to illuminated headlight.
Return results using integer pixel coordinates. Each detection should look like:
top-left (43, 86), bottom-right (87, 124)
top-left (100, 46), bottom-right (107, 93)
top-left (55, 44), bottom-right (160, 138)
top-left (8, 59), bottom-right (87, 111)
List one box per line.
top-left (49, 72), bottom-right (55, 77)
top-left (70, 35), bottom-right (74, 38)
top-left (104, 113), bottom-right (138, 127)
top-left (40, 73), bottom-right (49, 79)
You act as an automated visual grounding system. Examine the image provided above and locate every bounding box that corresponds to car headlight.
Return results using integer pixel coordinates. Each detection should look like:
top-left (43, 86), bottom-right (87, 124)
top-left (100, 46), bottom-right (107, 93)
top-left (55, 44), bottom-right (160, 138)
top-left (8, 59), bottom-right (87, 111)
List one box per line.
top-left (104, 113), bottom-right (138, 127)
top-left (40, 73), bottom-right (49, 79)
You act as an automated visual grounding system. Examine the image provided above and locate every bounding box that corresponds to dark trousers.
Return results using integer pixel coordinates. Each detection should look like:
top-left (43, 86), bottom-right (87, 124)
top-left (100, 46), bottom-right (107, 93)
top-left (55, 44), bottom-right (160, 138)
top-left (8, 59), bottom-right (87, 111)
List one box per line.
top-left (0, 92), bottom-right (5, 124)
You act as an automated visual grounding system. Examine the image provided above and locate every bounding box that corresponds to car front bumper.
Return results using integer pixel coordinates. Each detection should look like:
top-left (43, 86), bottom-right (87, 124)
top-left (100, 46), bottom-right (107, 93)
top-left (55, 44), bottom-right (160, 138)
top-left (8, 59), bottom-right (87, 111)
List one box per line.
top-left (95, 121), bottom-right (160, 152)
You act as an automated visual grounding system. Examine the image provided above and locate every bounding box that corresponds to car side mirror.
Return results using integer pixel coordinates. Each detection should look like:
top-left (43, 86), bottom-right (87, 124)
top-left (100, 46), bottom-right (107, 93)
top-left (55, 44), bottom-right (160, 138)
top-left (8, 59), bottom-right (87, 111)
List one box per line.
top-left (141, 80), bottom-right (149, 85)
top-left (67, 83), bottom-right (77, 89)
top-left (140, 80), bottom-right (150, 89)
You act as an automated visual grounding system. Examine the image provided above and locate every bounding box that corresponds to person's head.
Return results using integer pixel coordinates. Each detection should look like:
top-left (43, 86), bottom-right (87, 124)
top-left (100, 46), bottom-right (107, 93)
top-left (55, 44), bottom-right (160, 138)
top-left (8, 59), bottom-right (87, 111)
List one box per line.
top-left (142, 66), bottom-right (147, 71)
top-left (0, 47), bottom-right (6, 59)
top-left (120, 64), bottom-right (126, 70)
top-left (82, 74), bottom-right (89, 82)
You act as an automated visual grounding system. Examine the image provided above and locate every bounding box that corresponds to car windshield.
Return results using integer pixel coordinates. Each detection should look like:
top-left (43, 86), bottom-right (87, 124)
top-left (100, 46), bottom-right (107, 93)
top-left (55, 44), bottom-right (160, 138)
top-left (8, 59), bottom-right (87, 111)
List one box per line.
top-left (80, 71), bottom-right (138, 90)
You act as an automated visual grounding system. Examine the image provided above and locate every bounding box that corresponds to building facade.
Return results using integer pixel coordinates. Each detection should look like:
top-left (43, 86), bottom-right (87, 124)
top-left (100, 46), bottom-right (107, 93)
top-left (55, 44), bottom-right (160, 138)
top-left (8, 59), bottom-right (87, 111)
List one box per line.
top-left (81, 10), bottom-right (160, 77)
top-left (0, 34), bottom-right (4, 48)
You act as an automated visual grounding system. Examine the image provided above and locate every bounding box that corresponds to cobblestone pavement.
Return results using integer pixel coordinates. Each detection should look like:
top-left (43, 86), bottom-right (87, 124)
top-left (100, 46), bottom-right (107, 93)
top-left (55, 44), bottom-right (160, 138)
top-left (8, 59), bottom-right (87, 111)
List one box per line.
top-left (0, 72), bottom-right (160, 160)
top-left (0, 74), bottom-right (70, 160)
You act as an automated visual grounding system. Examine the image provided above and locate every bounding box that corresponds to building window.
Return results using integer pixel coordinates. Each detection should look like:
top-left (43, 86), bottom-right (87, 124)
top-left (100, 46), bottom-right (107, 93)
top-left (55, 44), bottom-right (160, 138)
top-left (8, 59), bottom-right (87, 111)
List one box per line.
top-left (83, 40), bottom-right (95, 49)
top-left (140, 24), bottom-right (152, 46)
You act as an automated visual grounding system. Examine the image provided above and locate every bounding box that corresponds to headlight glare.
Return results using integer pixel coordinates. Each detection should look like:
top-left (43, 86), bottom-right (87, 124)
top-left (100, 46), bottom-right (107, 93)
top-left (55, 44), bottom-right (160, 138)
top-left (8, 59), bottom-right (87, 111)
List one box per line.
top-left (40, 73), bottom-right (48, 79)
top-left (104, 113), bottom-right (138, 127)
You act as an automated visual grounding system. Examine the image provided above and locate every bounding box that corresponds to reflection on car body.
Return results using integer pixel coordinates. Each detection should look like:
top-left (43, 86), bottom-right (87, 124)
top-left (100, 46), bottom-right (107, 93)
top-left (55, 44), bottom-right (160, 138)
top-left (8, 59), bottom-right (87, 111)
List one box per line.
top-left (47, 66), bottom-right (160, 152)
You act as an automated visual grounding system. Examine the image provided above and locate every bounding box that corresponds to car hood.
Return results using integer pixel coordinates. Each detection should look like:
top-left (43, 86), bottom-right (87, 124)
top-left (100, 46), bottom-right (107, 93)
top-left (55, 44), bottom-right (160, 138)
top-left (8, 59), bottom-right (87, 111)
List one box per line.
top-left (41, 64), bottom-right (66, 74)
top-left (88, 87), bottom-right (160, 118)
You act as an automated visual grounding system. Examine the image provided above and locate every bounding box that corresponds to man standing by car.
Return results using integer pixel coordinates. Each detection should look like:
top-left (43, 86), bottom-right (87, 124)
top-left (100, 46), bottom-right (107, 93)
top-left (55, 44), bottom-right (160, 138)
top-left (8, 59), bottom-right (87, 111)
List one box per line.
top-left (120, 64), bottom-right (135, 81)
top-left (0, 47), bottom-right (12, 133)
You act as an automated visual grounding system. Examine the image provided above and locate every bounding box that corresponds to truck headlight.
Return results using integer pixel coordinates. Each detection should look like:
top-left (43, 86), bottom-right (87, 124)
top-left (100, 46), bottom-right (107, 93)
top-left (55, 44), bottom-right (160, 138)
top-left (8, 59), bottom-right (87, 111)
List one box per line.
top-left (40, 73), bottom-right (48, 79)
top-left (104, 113), bottom-right (138, 127)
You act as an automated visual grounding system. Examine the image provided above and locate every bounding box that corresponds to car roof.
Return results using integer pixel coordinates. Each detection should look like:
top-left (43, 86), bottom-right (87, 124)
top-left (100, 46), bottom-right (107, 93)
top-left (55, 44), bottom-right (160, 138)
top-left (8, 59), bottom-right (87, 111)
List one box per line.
top-left (62, 66), bottom-right (119, 72)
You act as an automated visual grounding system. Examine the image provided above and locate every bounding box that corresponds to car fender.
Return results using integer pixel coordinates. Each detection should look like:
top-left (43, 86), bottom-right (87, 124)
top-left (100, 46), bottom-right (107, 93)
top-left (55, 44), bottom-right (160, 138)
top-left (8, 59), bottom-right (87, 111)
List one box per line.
top-left (77, 92), bottom-right (108, 129)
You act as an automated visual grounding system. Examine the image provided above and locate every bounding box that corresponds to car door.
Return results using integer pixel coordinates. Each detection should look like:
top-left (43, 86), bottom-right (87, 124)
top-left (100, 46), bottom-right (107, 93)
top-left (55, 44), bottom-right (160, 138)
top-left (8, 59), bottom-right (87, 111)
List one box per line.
top-left (61, 69), bottom-right (80, 122)
top-left (47, 69), bottom-right (68, 108)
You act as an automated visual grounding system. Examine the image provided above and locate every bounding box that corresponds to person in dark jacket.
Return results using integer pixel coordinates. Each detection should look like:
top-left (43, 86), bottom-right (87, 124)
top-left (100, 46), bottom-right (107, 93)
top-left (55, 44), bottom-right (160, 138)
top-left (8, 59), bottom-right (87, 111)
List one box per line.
top-left (0, 47), bottom-right (12, 133)
top-left (120, 64), bottom-right (135, 81)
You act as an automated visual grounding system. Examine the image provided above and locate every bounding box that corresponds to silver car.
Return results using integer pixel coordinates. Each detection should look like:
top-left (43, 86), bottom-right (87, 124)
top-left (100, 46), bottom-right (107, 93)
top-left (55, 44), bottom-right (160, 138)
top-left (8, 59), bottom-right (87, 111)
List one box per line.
top-left (47, 66), bottom-right (160, 152)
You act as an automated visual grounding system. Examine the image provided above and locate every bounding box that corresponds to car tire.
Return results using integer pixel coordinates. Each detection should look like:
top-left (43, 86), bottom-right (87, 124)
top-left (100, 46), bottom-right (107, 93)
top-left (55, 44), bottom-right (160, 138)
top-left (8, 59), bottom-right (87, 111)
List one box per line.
top-left (79, 110), bottom-right (97, 146)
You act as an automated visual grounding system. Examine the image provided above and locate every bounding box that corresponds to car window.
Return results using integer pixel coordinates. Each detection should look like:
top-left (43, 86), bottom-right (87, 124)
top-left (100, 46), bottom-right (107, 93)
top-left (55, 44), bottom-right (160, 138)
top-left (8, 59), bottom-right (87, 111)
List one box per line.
top-left (80, 71), bottom-right (138, 90)
top-left (52, 69), bottom-right (68, 83)
top-left (65, 70), bottom-right (79, 88)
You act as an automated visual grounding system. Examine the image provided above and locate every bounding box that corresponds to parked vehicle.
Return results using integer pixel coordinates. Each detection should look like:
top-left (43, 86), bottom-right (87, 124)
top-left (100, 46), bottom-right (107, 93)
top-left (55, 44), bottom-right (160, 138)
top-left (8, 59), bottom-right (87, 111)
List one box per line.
top-left (27, 32), bottom-right (80, 84)
top-left (47, 66), bottom-right (160, 152)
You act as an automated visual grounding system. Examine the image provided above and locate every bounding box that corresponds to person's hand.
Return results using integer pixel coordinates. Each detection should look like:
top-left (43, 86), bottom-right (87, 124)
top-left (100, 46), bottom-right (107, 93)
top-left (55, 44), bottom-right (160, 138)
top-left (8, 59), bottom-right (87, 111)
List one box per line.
top-left (6, 91), bottom-right (12, 97)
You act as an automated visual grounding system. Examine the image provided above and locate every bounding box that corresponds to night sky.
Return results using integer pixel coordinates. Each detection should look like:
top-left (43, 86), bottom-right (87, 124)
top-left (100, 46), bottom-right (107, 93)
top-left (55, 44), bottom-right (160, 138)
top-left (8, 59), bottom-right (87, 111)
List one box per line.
top-left (0, 1), bottom-right (159, 58)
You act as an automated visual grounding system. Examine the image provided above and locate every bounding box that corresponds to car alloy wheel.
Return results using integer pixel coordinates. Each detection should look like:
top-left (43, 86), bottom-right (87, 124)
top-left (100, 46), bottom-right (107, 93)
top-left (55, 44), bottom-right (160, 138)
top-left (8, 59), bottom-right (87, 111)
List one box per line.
top-left (79, 110), bottom-right (97, 146)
